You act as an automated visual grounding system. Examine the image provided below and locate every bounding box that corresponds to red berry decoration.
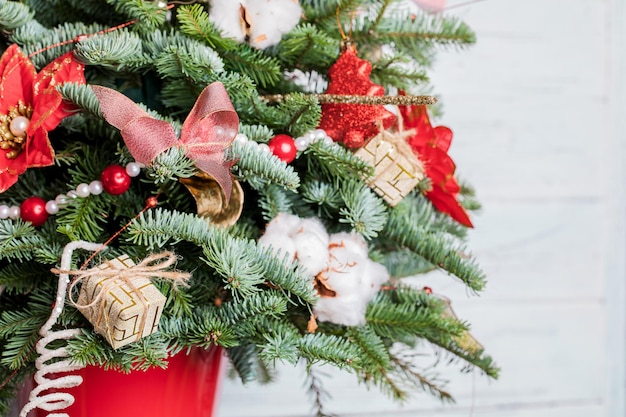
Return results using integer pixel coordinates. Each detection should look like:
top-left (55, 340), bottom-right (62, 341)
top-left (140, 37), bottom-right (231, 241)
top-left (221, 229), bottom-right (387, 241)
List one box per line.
top-left (268, 134), bottom-right (297, 163)
top-left (101, 164), bottom-right (131, 195)
top-left (20, 196), bottom-right (48, 227)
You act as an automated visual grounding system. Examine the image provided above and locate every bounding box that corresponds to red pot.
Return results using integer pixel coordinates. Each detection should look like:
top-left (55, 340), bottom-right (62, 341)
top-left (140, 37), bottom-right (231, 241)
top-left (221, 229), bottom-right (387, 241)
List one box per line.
top-left (22, 347), bottom-right (225, 417)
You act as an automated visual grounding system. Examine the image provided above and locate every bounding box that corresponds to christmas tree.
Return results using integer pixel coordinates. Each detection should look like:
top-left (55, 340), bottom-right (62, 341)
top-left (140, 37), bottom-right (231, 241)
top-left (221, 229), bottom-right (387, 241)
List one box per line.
top-left (0, 0), bottom-right (498, 415)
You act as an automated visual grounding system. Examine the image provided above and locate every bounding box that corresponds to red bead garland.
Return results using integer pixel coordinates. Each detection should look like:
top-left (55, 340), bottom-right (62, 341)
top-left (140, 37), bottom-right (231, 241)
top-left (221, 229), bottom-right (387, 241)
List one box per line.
top-left (268, 134), bottom-right (297, 163)
top-left (20, 196), bottom-right (48, 227)
top-left (101, 164), bottom-right (131, 195)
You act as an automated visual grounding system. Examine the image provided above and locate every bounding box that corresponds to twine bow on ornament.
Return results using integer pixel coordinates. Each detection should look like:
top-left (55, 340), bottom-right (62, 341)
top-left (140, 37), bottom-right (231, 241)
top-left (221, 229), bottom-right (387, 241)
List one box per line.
top-left (53, 252), bottom-right (190, 345)
top-left (92, 82), bottom-right (239, 200)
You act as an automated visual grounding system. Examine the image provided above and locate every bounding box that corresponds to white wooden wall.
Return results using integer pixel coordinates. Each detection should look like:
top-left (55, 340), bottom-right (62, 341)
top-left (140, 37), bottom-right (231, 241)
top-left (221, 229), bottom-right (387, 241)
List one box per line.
top-left (218, 1), bottom-right (626, 416)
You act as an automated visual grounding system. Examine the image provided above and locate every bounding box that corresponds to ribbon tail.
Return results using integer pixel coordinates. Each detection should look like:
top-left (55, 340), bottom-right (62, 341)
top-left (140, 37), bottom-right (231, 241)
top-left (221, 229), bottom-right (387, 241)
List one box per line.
top-left (194, 159), bottom-right (233, 202)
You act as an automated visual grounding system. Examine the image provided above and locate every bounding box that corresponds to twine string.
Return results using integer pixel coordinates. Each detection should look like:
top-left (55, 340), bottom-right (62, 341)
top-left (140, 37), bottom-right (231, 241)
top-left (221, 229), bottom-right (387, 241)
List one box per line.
top-left (53, 251), bottom-right (190, 344)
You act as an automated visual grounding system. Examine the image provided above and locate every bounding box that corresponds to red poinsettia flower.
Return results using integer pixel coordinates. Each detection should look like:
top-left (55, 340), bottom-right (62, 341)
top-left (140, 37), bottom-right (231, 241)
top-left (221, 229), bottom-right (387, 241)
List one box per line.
top-left (0, 44), bottom-right (85, 193)
top-left (399, 103), bottom-right (473, 227)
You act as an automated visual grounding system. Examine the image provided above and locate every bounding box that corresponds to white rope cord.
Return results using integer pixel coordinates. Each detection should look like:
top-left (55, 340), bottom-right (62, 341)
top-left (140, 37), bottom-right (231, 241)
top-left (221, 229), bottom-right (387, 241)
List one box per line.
top-left (19, 241), bottom-right (104, 417)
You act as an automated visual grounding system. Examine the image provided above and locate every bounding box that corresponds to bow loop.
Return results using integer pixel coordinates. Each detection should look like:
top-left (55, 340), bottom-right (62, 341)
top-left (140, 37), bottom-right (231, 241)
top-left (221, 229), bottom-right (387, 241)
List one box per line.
top-left (92, 82), bottom-right (238, 199)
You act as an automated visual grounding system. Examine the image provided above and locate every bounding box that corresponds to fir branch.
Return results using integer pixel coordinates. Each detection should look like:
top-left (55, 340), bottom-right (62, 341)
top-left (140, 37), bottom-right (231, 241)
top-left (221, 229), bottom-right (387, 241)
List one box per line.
top-left (18, 22), bottom-right (108, 67)
top-left (160, 313), bottom-right (240, 350)
top-left (339, 180), bottom-right (388, 239)
top-left (217, 291), bottom-right (289, 327)
top-left (258, 328), bottom-right (300, 365)
top-left (228, 140), bottom-right (300, 190)
top-left (0, 293), bottom-right (50, 369)
top-left (371, 54), bottom-right (429, 90)
top-left (304, 139), bottom-right (373, 180)
top-left (389, 349), bottom-right (454, 402)
top-left (126, 209), bottom-right (316, 304)
top-left (176, 4), bottom-right (240, 51)
top-left (0, 262), bottom-right (50, 294)
top-left (370, 11), bottom-right (476, 58)
top-left (201, 239), bottom-right (267, 301)
top-left (382, 197), bottom-right (486, 291)
top-left (0, 0), bottom-right (33, 30)
top-left (227, 344), bottom-right (258, 383)
top-left (105, 0), bottom-right (167, 32)
top-left (238, 124), bottom-right (274, 143)
top-left (58, 83), bottom-right (103, 118)
top-left (276, 93), bottom-right (323, 137)
top-left (299, 333), bottom-right (361, 369)
top-left (177, 5), bottom-right (282, 88)
top-left (272, 23), bottom-right (340, 70)
top-left (259, 184), bottom-right (294, 222)
top-left (67, 330), bottom-right (170, 371)
top-left (0, 220), bottom-right (43, 262)
top-left (301, 178), bottom-right (344, 216)
top-left (55, 196), bottom-right (107, 242)
top-left (153, 41), bottom-right (224, 82)
top-left (366, 295), bottom-right (465, 343)
top-left (377, 247), bottom-right (434, 278)
top-left (147, 147), bottom-right (197, 184)
top-left (303, 363), bottom-right (336, 417)
top-left (74, 30), bottom-right (147, 70)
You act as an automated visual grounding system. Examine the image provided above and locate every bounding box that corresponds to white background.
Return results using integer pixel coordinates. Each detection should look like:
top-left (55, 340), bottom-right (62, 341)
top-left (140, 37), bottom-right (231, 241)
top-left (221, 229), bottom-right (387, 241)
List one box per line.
top-left (218, 0), bottom-right (626, 416)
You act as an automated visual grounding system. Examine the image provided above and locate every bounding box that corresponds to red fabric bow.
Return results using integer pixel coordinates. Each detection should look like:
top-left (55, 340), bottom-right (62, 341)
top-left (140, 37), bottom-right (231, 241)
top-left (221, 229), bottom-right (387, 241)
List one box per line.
top-left (92, 83), bottom-right (239, 199)
top-left (399, 104), bottom-right (473, 227)
top-left (0, 44), bottom-right (85, 193)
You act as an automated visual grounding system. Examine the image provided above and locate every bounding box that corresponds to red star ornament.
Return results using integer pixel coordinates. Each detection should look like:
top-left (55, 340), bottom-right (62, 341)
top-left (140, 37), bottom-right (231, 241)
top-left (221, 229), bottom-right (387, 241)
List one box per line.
top-left (0, 44), bottom-right (86, 193)
top-left (318, 46), bottom-right (396, 149)
top-left (399, 103), bottom-right (473, 227)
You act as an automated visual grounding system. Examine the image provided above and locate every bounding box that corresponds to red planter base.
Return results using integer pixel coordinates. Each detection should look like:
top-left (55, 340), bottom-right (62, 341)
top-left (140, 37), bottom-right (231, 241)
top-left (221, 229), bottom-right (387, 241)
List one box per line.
top-left (23, 347), bottom-right (224, 417)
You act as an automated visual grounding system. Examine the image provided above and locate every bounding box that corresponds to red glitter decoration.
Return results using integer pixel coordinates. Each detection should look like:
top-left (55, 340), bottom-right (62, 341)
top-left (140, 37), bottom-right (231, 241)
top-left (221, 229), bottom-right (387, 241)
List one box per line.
top-left (318, 46), bottom-right (396, 149)
top-left (399, 103), bottom-right (473, 227)
top-left (268, 134), bottom-right (297, 163)
top-left (101, 164), bottom-right (131, 195)
top-left (20, 196), bottom-right (48, 227)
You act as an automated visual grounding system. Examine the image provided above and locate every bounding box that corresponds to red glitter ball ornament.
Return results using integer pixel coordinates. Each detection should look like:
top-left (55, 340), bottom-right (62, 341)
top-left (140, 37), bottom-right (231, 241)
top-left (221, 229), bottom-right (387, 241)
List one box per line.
top-left (101, 164), bottom-right (131, 195)
top-left (268, 134), bottom-right (297, 163)
top-left (317, 46), bottom-right (396, 149)
top-left (20, 196), bottom-right (48, 227)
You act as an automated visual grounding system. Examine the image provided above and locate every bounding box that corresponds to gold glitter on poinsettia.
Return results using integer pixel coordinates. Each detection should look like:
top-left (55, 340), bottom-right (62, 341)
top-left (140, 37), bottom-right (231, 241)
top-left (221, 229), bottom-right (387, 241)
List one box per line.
top-left (0, 45), bottom-right (85, 193)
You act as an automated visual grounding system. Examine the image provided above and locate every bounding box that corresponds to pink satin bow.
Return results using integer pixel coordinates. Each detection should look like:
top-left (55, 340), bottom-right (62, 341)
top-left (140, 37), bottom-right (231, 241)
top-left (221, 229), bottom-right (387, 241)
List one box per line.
top-left (92, 82), bottom-right (239, 200)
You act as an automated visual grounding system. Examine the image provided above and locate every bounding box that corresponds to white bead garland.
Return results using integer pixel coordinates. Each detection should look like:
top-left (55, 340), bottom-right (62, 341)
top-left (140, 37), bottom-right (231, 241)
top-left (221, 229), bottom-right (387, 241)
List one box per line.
top-left (0, 162), bottom-right (142, 224)
top-left (0, 130), bottom-right (335, 225)
top-left (8, 206), bottom-right (20, 219)
top-left (236, 128), bottom-right (336, 155)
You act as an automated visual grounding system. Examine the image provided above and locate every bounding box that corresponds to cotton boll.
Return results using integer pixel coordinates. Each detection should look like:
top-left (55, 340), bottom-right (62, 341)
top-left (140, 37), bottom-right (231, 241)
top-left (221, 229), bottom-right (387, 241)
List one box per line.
top-left (262, 212), bottom-right (303, 239)
top-left (360, 259), bottom-right (389, 300)
top-left (208, 0), bottom-right (302, 49)
top-left (207, 0), bottom-right (246, 42)
top-left (258, 230), bottom-right (297, 261)
top-left (314, 294), bottom-right (367, 326)
top-left (329, 232), bottom-right (369, 259)
top-left (292, 232), bottom-right (329, 275)
top-left (245, 0), bottom-right (302, 48)
top-left (297, 217), bottom-right (329, 245)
